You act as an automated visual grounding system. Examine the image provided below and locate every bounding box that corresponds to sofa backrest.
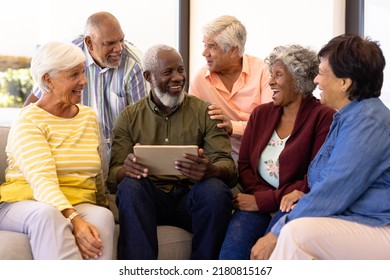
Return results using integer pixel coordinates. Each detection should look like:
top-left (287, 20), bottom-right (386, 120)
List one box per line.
top-left (0, 126), bottom-right (10, 184)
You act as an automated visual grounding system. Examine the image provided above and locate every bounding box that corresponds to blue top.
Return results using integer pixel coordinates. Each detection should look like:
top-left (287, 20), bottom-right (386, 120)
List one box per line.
top-left (272, 98), bottom-right (390, 236)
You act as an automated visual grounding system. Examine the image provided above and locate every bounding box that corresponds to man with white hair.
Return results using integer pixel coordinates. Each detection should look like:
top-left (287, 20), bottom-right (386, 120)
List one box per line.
top-left (108, 44), bottom-right (237, 260)
top-left (190, 15), bottom-right (272, 163)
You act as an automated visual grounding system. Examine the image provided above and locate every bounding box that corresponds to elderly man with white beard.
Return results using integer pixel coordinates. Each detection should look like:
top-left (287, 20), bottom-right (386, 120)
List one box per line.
top-left (108, 44), bottom-right (237, 260)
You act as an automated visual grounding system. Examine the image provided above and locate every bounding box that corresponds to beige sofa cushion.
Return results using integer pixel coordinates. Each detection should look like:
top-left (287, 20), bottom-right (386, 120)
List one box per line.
top-left (157, 226), bottom-right (192, 259)
top-left (0, 231), bottom-right (33, 260)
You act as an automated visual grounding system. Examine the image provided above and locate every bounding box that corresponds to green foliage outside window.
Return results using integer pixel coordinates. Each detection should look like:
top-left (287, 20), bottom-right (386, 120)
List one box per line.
top-left (0, 68), bottom-right (33, 107)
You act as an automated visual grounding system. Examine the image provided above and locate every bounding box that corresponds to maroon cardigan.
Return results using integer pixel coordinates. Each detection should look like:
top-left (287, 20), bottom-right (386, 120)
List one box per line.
top-left (238, 95), bottom-right (336, 213)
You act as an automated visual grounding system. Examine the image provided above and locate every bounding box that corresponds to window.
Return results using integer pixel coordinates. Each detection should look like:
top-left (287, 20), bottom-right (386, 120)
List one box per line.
top-left (364, 1), bottom-right (390, 108)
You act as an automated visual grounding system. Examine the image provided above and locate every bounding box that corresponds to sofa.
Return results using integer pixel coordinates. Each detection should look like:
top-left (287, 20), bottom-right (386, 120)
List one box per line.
top-left (0, 125), bottom-right (193, 260)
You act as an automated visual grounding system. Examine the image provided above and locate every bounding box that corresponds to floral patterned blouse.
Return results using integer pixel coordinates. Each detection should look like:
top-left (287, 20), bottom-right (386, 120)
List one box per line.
top-left (258, 130), bottom-right (290, 188)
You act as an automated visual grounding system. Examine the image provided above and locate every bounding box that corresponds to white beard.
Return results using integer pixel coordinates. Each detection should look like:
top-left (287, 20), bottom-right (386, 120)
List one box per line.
top-left (152, 78), bottom-right (185, 108)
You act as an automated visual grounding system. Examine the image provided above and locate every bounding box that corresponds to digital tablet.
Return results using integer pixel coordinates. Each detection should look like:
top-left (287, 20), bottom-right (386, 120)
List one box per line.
top-left (133, 145), bottom-right (199, 175)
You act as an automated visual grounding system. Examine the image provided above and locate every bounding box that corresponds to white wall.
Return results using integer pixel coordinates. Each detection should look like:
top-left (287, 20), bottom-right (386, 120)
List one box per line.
top-left (189, 0), bottom-right (345, 78)
top-left (0, 0), bottom-right (179, 56)
top-left (365, 0), bottom-right (390, 107)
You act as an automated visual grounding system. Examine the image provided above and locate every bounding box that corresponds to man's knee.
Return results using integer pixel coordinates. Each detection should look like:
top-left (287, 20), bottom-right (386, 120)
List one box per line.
top-left (191, 178), bottom-right (232, 209)
top-left (117, 178), bottom-right (149, 200)
top-left (193, 178), bottom-right (231, 196)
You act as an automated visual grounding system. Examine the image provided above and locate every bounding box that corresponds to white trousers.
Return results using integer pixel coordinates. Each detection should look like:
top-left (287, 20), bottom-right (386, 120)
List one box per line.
top-left (270, 217), bottom-right (390, 260)
top-left (0, 201), bottom-right (115, 260)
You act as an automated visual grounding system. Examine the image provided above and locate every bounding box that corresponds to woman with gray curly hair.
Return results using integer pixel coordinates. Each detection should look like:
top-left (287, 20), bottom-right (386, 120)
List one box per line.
top-left (219, 44), bottom-right (336, 259)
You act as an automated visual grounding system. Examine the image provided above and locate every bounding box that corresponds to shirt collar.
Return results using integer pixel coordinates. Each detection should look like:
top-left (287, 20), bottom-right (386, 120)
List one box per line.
top-left (335, 99), bottom-right (358, 117)
top-left (205, 54), bottom-right (249, 79)
top-left (84, 46), bottom-right (95, 68)
top-left (83, 45), bottom-right (110, 73)
top-left (241, 54), bottom-right (250, 75)
top-left (147, 91), bottom-right (186, 115)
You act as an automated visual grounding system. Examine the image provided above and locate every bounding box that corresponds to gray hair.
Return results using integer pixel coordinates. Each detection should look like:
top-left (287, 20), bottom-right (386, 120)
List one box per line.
top-left (142, 44), bottom-right (182, 73)
top-left (265, 45), bottom-right (319, 96)
top-left (203, 15), bottom-right (246, 57)
top-left (30, 41), bottom-right (85, 93)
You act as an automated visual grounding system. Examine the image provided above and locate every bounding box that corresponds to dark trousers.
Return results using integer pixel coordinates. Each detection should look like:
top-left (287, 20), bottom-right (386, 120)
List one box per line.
top-left (219, 209), bottom-right (286, 260)
top-left (116, 177), bottom-right (233, 260)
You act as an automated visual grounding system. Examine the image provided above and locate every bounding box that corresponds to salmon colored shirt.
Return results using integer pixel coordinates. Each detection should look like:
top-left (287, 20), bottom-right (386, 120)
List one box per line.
top-left (189, 54), bottom-right (272, 157)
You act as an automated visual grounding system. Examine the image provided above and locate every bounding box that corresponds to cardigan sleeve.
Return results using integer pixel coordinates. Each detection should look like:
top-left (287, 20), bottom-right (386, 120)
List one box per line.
top-left (8, 120), bottom-right (74, 211)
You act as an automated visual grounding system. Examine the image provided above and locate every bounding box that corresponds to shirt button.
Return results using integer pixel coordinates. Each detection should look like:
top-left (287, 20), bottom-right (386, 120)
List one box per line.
top-left (165, 117), bottom-right (168, 120)
top-left (165, 138), bottom-right (169, 142)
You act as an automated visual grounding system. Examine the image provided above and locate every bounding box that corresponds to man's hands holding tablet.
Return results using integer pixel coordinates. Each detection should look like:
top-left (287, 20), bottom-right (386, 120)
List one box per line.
top-left (120, 144), bottom-right (217, 182)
